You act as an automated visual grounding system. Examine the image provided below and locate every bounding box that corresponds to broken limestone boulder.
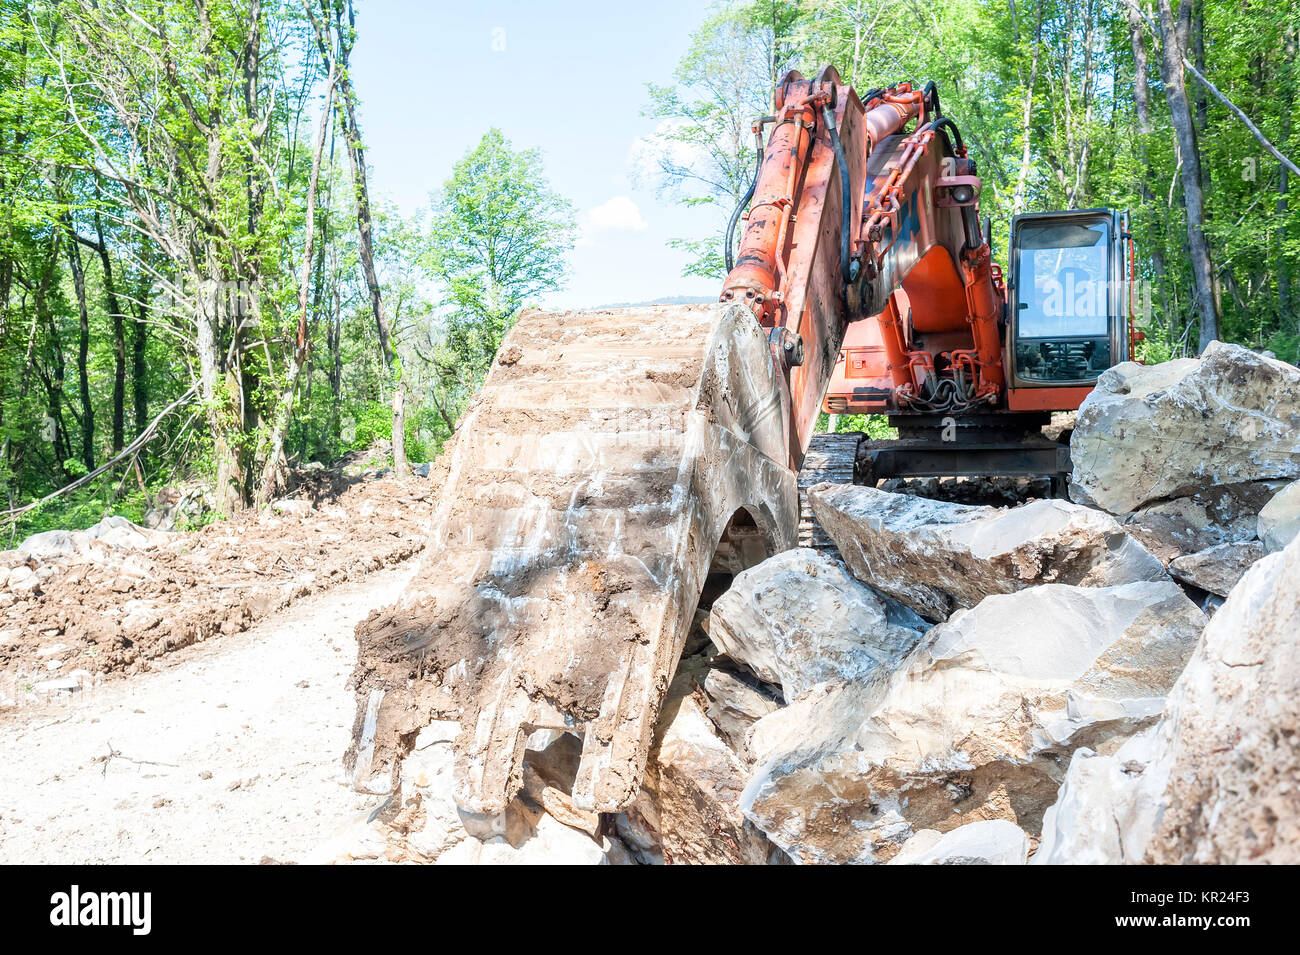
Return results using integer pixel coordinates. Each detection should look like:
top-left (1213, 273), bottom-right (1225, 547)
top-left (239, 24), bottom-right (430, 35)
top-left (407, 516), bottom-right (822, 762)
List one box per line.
top-left (86, 515), bottom-right (169, 549)
top-left (270, 498), bottom-right (313, 520)
top-left (809, 484), bottom-right (1166, 620)
top-left (700, 668), bottom-right (781, 763)
top-left (616, 687), bottom-right (775, 865)
top-left (17, 529), bottom-right (91, 561)
top-left (889, 820), bottom-right (1029, 865)
top-left (5, 564), bottom-right (39, 594)
top-left (1070, 343), bottom-right (1300, 514)
top-left (741, 579), bottom-right (1204, 864)
top-left (1258, 479), bottom-right (1300, 553)
top-left (708, 548), bottom-right (926, 700)
top-left (1119, 480), bottom-right (1278, 566)
top-left (1167, 540), bottom-right (1265, 597)
top-left (1033, 730), bottom-right (1164, 865)
top-left (1035, 534), bottom-right (1300, 864)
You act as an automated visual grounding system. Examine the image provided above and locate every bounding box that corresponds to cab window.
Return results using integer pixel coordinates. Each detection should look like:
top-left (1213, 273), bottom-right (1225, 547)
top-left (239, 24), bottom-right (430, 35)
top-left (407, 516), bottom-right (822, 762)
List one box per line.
top-left (1014, 218), bottom-right (1112, 382)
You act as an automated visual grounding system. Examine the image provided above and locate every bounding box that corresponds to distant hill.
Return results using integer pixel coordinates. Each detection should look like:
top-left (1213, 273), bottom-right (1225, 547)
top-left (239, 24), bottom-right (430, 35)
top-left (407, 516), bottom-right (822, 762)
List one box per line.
top-left (594, 295), bottom-right (716, 308)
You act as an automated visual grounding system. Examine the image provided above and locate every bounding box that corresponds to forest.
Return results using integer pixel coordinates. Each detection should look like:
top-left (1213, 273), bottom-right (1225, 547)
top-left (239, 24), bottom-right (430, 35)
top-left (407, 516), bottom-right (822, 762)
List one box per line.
top-left (1, 0), bottom-right (1296, 537)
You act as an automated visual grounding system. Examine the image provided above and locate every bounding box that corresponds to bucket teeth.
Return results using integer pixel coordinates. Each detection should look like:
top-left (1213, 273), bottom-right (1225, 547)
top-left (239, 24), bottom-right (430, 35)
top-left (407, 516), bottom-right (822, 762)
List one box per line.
top-left (348, 303), bottom-right (798, 813)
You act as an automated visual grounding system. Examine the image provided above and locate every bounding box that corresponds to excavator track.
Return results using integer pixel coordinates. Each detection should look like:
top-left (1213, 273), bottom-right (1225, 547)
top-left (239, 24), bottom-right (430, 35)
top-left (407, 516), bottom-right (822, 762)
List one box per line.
top-left (347, 303), bottom-right (798, 814)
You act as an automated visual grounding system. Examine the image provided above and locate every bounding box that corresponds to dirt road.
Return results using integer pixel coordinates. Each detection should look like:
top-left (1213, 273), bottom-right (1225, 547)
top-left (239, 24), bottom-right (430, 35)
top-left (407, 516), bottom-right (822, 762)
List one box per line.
top-left (0, 562), bottom-right (416, 864)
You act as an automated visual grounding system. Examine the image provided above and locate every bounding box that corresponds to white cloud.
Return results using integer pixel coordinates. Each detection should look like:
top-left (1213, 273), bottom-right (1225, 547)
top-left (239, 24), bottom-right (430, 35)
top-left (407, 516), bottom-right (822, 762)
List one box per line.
top-left (587, 195), bottom-right (648, 232)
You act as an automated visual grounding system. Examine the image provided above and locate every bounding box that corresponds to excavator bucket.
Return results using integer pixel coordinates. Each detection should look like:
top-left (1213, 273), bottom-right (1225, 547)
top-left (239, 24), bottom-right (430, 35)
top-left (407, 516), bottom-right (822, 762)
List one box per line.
top-left (347, 303), bottom-right (798, 813)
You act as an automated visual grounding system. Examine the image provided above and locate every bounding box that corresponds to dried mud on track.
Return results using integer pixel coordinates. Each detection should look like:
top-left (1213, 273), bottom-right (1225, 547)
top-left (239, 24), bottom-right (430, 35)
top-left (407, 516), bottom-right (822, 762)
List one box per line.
top-left (1, 474), bottom-right (436, 702)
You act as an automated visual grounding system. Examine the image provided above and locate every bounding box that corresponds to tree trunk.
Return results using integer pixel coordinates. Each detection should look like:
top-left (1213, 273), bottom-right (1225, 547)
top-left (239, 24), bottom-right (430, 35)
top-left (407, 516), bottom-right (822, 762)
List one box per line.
top-left (64, 221), bottom-right (95, 472)
top-left (1127, 4), bottom-right (1171, 330)
top-left (257, 78), bottom-right (334, 504)
top-left (1279, 31), bottom-right (1296, 327)
top-left (132, 271), bottom-right (149, 436)
top-left (391, 380), bottom-right (407, 472)
top-left (1157, 0), bottom-right (1220, 351)
top-left (197, 264), bottom-right (241, 516)
top-left (313, 0), bottom-right (407, 477)
top-left (91, 206), bottom-right (126, 452)
top-left (1012, 1), bottom-right (1042, 216)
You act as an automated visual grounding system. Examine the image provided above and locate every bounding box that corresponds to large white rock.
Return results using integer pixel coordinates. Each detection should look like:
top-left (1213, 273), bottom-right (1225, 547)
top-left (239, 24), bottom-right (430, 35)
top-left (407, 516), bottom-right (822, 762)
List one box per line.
top-left (17, 529), bottom-right (92, 560)
top-left (708, 548), bottom-right (926, 700)
top-left (1258, 479), bottom-right (1300, 553)
top-left (1033, 730), bottom-right (1164, 865)
top-left (397, 720), bottom-right (468, 860)
top-left (86, 515), bottom-right (170, 549)
top-left (741, 579), bottom-right (1204, 864)
top-left (889, 820), bottom-right (1029, 865)
top-left (809, 484), bottom-right (1166, 620)
top-left (1034, 533), bottom-right (1300, 864)
top-left (1070, 343), bottom-right (1300, 513)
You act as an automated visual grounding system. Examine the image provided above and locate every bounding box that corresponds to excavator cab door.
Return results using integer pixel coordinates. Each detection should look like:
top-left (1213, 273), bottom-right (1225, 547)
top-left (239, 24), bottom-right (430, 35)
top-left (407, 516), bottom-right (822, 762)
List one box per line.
top-left (1005, 208), bottom-right (1131, 411)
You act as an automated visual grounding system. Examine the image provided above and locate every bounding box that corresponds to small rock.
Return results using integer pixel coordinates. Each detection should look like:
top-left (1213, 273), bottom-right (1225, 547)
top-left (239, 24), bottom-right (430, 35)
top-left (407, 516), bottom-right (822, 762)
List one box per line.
top-left (1258, 479), bottom-right (1300, 553)
top-left (271, 498), bottom-right (313, 519)
top-left (1168, 540), bottom-right (1266, 597)
top-left (5, 565), bottom-right (38, 593)
top-left (700, 668), bottom-right (781, 762)
top-left (889, 820), bottom-right (1029, 865)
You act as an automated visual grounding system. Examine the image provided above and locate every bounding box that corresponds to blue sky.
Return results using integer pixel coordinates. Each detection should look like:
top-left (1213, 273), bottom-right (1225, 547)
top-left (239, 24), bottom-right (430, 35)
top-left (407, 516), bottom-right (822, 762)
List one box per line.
top-left (350, 0), bottom-right (723, 308)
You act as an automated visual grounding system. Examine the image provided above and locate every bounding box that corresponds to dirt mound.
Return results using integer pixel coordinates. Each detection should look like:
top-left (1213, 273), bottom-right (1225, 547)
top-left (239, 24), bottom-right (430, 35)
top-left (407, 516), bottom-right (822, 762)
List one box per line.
top-left (1, 475), bottom-right (436, 704)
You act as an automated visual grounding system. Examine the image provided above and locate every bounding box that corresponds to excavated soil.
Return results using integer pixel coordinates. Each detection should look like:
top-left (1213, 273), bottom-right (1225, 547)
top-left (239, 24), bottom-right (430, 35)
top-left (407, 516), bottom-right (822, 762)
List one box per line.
top-left (0, 472), bottom-right (437, 705)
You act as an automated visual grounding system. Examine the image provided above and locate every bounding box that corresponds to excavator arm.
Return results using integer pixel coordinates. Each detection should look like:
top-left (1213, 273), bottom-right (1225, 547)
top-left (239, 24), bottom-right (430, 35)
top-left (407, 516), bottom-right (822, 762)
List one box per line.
top-left (719, 69), bottom-right (1006, 465)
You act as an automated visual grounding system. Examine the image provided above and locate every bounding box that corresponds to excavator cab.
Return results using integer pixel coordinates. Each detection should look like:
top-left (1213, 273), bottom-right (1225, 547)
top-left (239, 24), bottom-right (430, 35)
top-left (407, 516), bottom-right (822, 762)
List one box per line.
top-left (1005, 208), bottom-right (1135, 412)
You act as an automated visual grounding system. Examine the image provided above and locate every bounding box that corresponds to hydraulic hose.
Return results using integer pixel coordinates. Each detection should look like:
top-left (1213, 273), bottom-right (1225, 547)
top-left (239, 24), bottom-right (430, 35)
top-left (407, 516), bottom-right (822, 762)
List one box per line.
top-left (724, 141), bottom-right (764, 273)
top-left (822, 104), bottom-right (856, 284)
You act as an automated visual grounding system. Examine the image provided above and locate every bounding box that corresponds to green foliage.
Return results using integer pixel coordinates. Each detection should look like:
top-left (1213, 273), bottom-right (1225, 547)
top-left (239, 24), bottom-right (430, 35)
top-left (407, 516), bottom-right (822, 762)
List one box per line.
top-left (4, 0), bottom-right (1300, 536)
top-left (815, 411), bottom-right (897, 439)
top-left (420, 128), bottom-right (575, 416)
top-left (647, 0), bottom-right (1300, 365)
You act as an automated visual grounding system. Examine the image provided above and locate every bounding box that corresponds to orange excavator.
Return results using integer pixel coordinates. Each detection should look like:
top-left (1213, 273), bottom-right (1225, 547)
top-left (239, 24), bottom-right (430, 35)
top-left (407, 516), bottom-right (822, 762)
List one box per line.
top-left (347, 67), bottom-right (1139, 816)
top-left (721, 66), bottom-right (1138, 491)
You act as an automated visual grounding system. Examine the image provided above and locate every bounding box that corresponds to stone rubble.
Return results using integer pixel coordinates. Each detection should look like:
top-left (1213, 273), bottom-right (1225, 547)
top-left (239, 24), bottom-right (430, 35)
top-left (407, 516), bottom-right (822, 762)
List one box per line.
top-left (738, 579), bottom-right (1204, 863)
top-left (1034, 532), bottom-right (1300, 864)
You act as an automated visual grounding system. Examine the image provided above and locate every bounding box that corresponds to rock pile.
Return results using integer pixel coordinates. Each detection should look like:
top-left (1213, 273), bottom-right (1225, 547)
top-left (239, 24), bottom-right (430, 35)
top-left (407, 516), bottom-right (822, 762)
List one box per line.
top-left (1036, 532), bottom-right (1300, 864)
top-left (356, 344), bottom-right (1298, 865)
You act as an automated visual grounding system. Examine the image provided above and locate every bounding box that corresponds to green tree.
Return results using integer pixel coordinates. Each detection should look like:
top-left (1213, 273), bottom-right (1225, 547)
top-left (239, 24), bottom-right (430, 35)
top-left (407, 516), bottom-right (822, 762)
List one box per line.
top-left (424, 129), bottom-right (574, 406)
